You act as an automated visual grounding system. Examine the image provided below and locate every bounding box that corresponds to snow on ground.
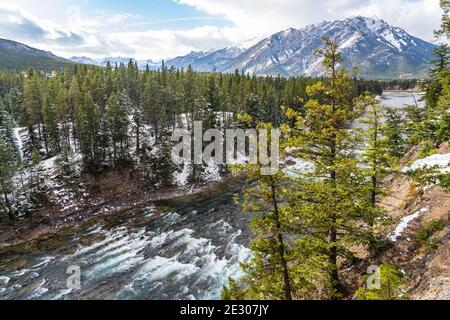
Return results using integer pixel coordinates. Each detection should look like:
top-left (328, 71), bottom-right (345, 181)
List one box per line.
top-left (402, 153), bottom-right (450, 174)
top-left (389, 207), bottom-right (429, 242)
top-left (12, 127), bottom-right (24, 161)
top-left (202, 159), bottom-right (222, 183)
top-left (10, 125), bottom-right (86, 213)
top-left (41, 153), bottom-right (85, 211)
top-left (174, 163), bottom-right (192, 187)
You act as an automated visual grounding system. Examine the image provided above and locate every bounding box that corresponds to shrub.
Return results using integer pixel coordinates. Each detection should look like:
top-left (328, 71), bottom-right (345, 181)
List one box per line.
top-left (356, 264), bottom-right (407, 300)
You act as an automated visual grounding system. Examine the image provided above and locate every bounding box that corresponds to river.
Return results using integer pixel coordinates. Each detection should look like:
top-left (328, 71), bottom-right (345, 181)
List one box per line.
top-left (0, 180), bottom-right (252, 300)
top-left (0, 91), bottom-right (425, 300)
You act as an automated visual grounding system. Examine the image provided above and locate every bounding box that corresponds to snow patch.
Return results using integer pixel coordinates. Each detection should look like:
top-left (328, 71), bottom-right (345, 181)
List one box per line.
top-left (402, 153), bottom-right (450, 173)
top-left (283, 156), bottom-right (314, 178)
top-left (202, 159), bottom-right (222, 183)
top-left (174, 163), bottom-right (191, 187)
top-left (389, 207), bottom-right (429, 242)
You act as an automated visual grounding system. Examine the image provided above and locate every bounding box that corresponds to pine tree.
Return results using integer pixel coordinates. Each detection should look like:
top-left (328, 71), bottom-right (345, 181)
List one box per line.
top-left (221, 278), bottom-right (247, 300)
top-left (284, 37), bottom-right (376, 299)
top-left (106, 91), bottom-right (131, 165)
top-left (23, 71), bottom-right (42, 150)
top-left (383, 107), bottom-right (406, 159)
top-left (30, 148), bottom-right (43, 192)
top-left (148, 137), bottom-right (175, 188)
top-left (425, 44), bottom-right (449, 110)
top-left (224, 124), bottom-right (297, 300)
top-left (42, 92), bottom-right (60, 155)
top-left (127, 60), bottom-right (143, 155)
top-left (56, 146), bottom-right (78, 188)
top-left (436, 0), bottom-right (450, 38)
top-left (142, 76), bottom-right (166, 142)
top-left (357, 93), bottom-right (391, 252)
top-left (0, 133), bottom-right (18, 220)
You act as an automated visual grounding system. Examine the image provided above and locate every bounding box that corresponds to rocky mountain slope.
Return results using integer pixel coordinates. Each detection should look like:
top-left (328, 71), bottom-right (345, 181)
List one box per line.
top-left (167, 47), bottom-right (244, 72)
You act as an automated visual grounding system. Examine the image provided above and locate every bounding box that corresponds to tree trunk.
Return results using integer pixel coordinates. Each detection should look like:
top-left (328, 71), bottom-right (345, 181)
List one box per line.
top-left (3, 191), bottom-right (14, 221)
top-left (136, 123), bottom-right (141, 155)
top-left (329, 170), bottom-right (341, 299)
top-left (270, 176), bottom-right (293, 300)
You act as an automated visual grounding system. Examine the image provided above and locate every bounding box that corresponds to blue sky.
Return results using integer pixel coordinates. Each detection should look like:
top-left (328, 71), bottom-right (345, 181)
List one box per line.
top-left (76, 0), bottom-right (232, 30)
top-left (0, 0), bottom-right (443, 60)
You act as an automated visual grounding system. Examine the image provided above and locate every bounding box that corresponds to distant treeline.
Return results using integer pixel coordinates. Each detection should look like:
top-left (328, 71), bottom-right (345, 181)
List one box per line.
top-left (379, 79), bottom-right (422, 91)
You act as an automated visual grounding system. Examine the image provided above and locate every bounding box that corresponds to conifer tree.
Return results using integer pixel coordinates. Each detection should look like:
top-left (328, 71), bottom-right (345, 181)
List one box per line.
top-left (30, 148), bottom-right (43, 192)
top-left (148, 137), bottom-right (175, 188)
top-left (436, 0), bottom-right (450, 38)
top-left (284, 37), bottom-right (376, 299)
top-left (42, 92), bottom-right (60, 155)
top-left (356, 264), bottom-right (406, 300)
top-left (357, 93), bottom-right (391, 251)
top-left (75, 92), bottom-right (101, 171)
top-left (383, 107), bottom-right (406, 159)
top-left (224, 124), bottom-right (298, 300)
top-left (0, 134), bottom-right (18, 220)
top-left (106, 91), bottom-right (131, 165)
top-left (23, 71), bottom-right (42, 150)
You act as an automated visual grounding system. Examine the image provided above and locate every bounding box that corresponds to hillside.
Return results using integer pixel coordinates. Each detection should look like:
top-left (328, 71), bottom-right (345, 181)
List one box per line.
top-left (0, 38), bottom-right (74, 72)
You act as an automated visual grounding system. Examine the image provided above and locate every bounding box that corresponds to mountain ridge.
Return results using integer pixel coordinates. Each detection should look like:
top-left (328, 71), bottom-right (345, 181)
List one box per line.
top-left (0, 38), bottom-right (74, 71)
top-left (1, 16), bottom-right (436, 78)
top-left (167, 16), bottom-right (436, 79)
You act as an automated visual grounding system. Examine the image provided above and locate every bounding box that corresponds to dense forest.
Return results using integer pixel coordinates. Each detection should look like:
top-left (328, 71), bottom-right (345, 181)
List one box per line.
top-left (222, 2), bottom-right (449, 300)
top-left (0, 58), bottom-right (392, 219)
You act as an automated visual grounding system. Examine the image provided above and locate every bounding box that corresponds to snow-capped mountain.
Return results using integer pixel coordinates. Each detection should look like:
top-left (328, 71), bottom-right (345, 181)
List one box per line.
top-left (69, 56), bottom-right (98, 65)
top-left (166, 46), bottom-right (245, 72)
top-left (168, 16), bottom-right (436, 79)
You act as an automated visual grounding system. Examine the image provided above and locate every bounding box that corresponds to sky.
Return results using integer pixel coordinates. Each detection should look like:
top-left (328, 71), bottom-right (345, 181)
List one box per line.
top-left (0, 0), bottom-right (444, 60)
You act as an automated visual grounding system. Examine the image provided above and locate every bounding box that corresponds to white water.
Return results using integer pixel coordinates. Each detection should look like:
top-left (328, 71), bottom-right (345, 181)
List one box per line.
top-left (0, 182), bottom-right (251, 300)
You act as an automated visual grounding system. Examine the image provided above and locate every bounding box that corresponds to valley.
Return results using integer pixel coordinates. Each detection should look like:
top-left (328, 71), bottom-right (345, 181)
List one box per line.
top-left (0, 0), bottom-right (449, 303)
top-left (2, 92), bottom-right (443, 300)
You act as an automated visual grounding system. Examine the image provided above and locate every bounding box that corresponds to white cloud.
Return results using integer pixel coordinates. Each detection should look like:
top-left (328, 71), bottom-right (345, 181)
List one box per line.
top-left (0, 5), bottom-right (136, 58)
top-left (0, 5), bottom-right (84, 46)
top-left (111, 26), bottom-right (246, 60)
top-left (175, 0), bottom-right (442, 41)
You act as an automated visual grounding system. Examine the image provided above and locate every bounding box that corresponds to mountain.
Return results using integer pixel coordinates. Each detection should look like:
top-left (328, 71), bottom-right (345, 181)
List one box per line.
top-left (167, 46), bottom-right (245, 72)
top-left (69, 56), bottom-right (98, 65)
top-left (0, 38), bottom-right (74, 71)
top-left (167, 16), bottom-right (435, 79)
top-left (69, 56), bottom-right (161, 70)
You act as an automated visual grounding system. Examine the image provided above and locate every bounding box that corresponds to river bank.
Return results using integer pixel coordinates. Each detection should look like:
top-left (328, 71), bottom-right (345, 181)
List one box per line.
top-left (0, 175), bottom-right (251, 300)
top-left (0, 172), bottom-right (238, 250)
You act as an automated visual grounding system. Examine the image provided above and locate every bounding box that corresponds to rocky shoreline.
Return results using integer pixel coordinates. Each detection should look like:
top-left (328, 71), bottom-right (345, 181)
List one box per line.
top-left (0, 176), bottom-right (236, 251)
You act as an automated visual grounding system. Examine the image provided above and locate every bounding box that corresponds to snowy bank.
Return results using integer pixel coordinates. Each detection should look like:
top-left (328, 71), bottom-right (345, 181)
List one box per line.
top-left (389, 207), bottom-right (429, 242)
top-left (402, 153), bottom-right (450, 174)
